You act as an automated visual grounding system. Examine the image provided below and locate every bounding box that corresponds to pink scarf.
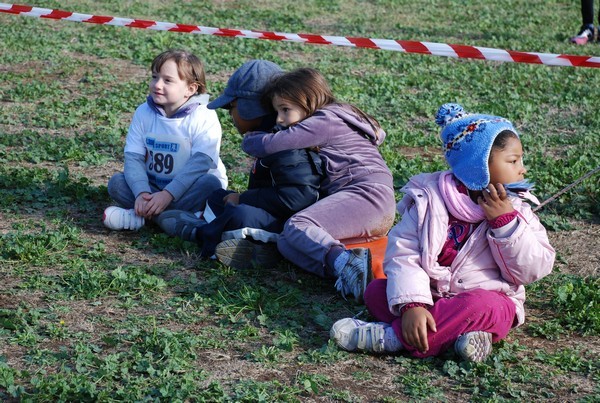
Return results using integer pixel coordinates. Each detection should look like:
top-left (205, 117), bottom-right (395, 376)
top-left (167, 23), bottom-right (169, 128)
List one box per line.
top-left (439, 172), bottom-right (486, 223)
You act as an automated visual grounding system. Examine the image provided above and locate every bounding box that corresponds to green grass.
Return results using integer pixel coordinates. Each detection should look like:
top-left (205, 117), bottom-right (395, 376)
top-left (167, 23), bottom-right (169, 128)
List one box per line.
top-left (1, 0), bottom-right (599, 401)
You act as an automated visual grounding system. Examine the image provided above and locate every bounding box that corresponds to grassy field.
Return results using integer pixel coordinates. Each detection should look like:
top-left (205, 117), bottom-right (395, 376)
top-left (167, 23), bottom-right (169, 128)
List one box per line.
top-left (1, 0), bottom-right (599, 401)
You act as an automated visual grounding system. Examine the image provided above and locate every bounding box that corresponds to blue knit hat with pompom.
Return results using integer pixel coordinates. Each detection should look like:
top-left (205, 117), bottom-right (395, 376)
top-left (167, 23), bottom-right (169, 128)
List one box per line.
top-left (435, 103), bottom-right (518, 191)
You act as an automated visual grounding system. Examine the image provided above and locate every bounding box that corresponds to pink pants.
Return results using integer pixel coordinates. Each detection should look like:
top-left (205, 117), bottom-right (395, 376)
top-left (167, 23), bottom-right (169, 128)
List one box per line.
top-left (364, 279), bottom-right (517, 358)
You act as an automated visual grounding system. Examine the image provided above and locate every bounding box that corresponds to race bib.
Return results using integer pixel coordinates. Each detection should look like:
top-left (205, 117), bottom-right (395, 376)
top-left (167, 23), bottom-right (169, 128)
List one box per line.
top-left (145, 132), bottom-right (191, 188)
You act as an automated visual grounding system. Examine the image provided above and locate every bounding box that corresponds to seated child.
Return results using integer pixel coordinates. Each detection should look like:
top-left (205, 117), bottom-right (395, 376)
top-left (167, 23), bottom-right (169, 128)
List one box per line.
top-left (242, 68), bottom-right (396, 302)
top-left (156, 60), bottom-right (323, 269)
top-left (103, 49), bottom-right (227, 231)
top-left (330, 103), bottom-right (555, 362)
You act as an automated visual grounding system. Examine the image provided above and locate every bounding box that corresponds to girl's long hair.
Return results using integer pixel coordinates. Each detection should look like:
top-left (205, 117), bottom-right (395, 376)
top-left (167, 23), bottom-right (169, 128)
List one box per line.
top-left (263, 68), bottom-right (382, 137)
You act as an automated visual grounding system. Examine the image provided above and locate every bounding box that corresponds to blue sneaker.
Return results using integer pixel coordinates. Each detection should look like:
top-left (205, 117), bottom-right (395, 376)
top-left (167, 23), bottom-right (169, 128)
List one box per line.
top-left (155, 210), bottom-right (205, 242)
top-left (334, 248), bottom-right (372, 303)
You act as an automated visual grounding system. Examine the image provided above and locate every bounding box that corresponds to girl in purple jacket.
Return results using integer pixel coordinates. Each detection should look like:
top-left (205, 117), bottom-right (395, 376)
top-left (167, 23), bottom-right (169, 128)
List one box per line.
top-left (330, 103), bottom-right (555, 362)
top-left (242, 68), bottom-right (396, 302)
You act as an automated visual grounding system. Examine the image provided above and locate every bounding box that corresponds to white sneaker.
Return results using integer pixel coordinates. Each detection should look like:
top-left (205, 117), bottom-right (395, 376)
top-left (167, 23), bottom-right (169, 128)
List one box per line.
top-left (454, 331), bottom-right (492, 362)
top-left (330, 318), bottom-right (401, 353)
top-left (102, 206), bottom-right (145, 231)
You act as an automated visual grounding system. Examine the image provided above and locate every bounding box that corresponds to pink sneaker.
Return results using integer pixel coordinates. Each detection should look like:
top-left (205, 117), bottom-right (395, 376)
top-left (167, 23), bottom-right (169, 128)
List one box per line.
top-left (570, 26), bottom-right (594, 45)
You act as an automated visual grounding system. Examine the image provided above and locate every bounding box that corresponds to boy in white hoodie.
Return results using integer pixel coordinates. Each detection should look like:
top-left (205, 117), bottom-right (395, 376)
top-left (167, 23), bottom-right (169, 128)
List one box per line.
top-left (103, 49), bottom-right (227, 231)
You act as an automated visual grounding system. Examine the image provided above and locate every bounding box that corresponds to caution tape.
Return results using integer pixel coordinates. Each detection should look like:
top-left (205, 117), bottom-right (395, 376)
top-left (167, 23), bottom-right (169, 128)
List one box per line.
top-left (2, 2), bottom-right (600, 68)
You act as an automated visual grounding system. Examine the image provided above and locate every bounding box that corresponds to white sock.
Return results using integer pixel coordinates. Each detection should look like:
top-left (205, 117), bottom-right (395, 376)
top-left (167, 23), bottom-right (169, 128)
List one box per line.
top-left (384, 326), bottom-right (403, 352)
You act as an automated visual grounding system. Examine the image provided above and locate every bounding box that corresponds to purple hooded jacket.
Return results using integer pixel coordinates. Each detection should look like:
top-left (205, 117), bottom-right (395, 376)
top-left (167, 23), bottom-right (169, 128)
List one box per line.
top-left (241, 104), bottom-right (393, 195)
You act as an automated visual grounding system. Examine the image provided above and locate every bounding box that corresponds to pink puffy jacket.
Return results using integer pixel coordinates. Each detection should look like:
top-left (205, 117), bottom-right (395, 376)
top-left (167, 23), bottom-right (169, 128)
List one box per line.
top-left (384, 171), bottom-right (555, 326)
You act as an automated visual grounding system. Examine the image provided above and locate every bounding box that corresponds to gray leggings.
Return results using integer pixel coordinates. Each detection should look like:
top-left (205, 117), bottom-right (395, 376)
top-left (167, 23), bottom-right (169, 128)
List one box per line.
top-left (277, 181), bottom-right (396, 278)
top-left (107, 172), bottom-right (223, 213)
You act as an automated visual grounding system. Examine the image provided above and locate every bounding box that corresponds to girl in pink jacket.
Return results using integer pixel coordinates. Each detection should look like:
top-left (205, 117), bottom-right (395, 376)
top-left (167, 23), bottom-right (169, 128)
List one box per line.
top-left (330, 103), bottom-right (555, 362)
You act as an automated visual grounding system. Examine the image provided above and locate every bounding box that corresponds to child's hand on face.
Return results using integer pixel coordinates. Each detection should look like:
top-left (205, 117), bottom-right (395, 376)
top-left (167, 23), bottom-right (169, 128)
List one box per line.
top-left (478, 183), bottom-right (515, 220)
top-left (401, 306), bottom-right (437, 353)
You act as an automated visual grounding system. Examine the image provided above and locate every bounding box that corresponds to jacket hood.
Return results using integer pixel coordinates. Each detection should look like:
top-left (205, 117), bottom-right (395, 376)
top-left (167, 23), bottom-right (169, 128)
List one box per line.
top-left (324, 104), bottom-right (386, 146)
top-left (147, 94), bottom-right (209, 118)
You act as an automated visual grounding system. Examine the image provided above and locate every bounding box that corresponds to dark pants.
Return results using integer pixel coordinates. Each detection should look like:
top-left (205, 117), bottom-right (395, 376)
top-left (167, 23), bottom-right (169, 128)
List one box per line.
top-left (198, 189), bottom-right (284, 257)
top-left (581, 0), bottom-right (600, 25)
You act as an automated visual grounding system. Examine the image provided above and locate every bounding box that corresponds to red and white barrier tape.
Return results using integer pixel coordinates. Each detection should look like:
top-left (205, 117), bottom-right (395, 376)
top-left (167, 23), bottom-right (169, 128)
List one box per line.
top-left (2, 3), bottom-right (600, 68)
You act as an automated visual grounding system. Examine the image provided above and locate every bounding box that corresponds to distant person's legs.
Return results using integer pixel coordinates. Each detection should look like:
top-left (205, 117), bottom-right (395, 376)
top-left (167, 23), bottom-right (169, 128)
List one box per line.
top-left (582, 0), bottom-right (595, 25)
top-left (571, 0), bottom-right (595, 44)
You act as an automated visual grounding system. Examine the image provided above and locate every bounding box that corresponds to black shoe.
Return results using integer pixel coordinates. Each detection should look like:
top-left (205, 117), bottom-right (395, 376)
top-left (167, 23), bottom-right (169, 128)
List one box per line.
top-left (215, 239), bottom-right (282, 269)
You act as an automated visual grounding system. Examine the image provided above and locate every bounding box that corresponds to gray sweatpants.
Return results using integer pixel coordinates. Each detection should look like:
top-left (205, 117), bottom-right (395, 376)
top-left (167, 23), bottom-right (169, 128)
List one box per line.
top-left (107, 172), bottom-right (223, 213)
top-left (277, 181), bottom-right (396, 278)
